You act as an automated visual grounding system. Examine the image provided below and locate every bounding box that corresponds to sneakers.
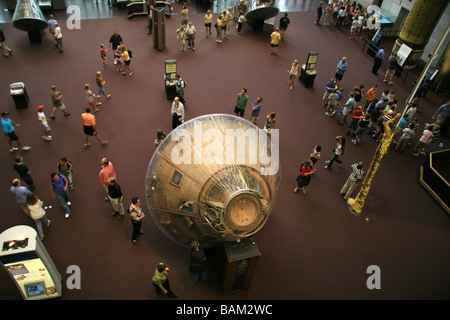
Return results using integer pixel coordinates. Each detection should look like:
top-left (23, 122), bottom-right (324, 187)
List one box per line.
top-left (42, 135), bottom-right (53, 141)
top-left (83, 143), bottom-right (92, 149)
top-left (65, 213), bottom-right (70, 219)
top-left (9, 147), bottom-right (19, 153)
top-left (21, 146), bottom-right (31, 151)
top-left (101, 140), bottom-right (108, 147)
top-left (67, 201), bottom-right (71, 206)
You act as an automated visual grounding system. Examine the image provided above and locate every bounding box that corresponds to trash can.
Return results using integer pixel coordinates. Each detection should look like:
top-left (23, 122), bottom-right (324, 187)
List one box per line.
top-left (10, 82), bottom-right (29, 109)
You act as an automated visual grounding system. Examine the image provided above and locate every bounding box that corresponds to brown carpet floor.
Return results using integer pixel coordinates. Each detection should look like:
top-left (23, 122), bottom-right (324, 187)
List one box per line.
top-left (0, 9), bottom-right (449, 300)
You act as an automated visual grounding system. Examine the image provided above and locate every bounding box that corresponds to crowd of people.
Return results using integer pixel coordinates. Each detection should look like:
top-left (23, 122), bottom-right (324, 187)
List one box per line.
top-left (290, 0), bottom-right (448, 202)
top-left (2, 0), bottom-right (449, 298)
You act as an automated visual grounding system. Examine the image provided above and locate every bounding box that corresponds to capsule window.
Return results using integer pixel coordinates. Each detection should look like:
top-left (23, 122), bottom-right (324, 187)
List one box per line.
top-left (170, 170), bottom-right (183, 187)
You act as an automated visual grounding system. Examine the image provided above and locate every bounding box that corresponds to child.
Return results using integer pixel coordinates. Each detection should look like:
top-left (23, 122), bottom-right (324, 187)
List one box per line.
top-left (392, 114), bottom-right (408, 144)
top-left (322, 78), bottom-right (336, 108)
top-left (95, 71), bottom-right (111, 101)
top-left (37, 105), bottom-right (52, 141)
top-left (380, 89), bottom-right (390, 102)
top-left (84, 84), bottom-right (100, 112)
top-left (237, 11), bottom-right (247, 34)
top-left (325, 88), bottom-right (339, 116)
top-left (114, 47), bottom-right (123, 72)
top-left (395, 123), bottom-right (415, 152)
top-left (100, 44), bottom-right (108, 67)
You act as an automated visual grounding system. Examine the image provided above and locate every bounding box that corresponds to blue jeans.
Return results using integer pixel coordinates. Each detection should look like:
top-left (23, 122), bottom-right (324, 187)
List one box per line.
top-left (34, 214), bottom-right (49, 238)
top-left (328, 153), bottom-right (342, 168)
top-left (55, 191), bottom-right (71, 214)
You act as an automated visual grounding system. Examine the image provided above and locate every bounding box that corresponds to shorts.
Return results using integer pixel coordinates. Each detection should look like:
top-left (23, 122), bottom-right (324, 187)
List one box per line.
top-left (42, 124), bottom-right (51, 132)
top-left (335, 73), bottom-right (343, 80)
top-left (348, 119), bottom-right (358, 129)
top-left (271, 43), bottom-right (279, 47)
top-left (181, 19), bottom-right (188, 25)
top-left (205, 23), bottom-right (211, 27)
top-left (83, 125), bottom-right (95, 136)
top-left (355, 126), bottom-right (367, 136)
top-left (124, 60), bottom-right (130, 65)
top-left (7, 131), bottom-right (19, 141)
top-left (234, 106), bottom-right (245, 117)
top-left (323, 91), bottom-right (331, 100)
top-left (53, 103), bottom-right (66, 110)
top-left (397, 135), bottom-right (410, 145)
top-left (342, 107), bottom-right (349, 116)
top-left (385, 68), bottom-right (395, 77)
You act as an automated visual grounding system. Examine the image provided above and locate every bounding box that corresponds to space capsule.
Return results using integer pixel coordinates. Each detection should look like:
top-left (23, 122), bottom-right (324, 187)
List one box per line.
top-left (11, 0), bottom-right (48, 32)
top-left (145, 114), bottom-right (281, 248)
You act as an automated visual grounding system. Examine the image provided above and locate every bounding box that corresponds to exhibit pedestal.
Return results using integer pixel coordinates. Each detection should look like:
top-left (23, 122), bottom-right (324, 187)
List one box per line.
top-left (298, 66), bottom-right (317, 88)
top-left (215, 237), bottom-right (260, 294)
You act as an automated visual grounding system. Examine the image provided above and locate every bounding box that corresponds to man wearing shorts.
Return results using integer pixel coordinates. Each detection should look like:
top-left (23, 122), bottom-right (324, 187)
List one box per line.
top-left (335, 57), bottom-right (348, 85)
top-left (1, 112), bottom-right (31, 153)
top-left (234, 88), bottom-right (248, 117)
top-left (383, 53), bottom-right (398, 85)
top-left (81, 108), bottom-right (108, 149)
top-left (50, 85), bottom-right (71, 119)
top-left (270, 28), bottom-right (281, 56)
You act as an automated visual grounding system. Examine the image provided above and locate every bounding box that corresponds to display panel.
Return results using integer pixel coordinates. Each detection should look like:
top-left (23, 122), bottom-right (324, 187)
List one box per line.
top-left (5, 258), bottom-right (58, 299)
top-left (24, 281), bottom-right (46, 298)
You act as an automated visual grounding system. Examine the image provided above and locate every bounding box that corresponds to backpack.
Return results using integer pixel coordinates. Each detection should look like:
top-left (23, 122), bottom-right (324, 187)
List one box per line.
top-left (128, 50), bottom-right (133, 58)
top-left (51, 174), bottom-right (66, 189)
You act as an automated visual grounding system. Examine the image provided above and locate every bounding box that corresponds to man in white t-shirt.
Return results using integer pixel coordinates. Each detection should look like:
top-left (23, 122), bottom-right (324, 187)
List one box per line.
top-left (54, 23), bottom-right (63, 53)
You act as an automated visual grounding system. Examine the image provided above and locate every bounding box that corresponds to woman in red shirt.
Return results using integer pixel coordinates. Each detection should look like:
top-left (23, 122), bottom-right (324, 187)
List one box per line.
top-left (294, 160), bottom-right (315, 195)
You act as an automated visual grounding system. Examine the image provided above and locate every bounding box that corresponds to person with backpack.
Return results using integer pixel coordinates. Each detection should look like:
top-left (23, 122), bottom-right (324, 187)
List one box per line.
top-left (57, 157), bottom-right (74, 190)
top-left (120, 45), bottom-right (132, 77)
top-left (294, 160), bottom-right (315, 195)
top-left (50, 172), bottom-right (71, 218)
top-left (175, 74), bottom-right (187, 104)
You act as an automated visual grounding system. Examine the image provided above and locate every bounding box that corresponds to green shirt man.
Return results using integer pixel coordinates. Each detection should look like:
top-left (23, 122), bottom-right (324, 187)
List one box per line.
top-left (234, 88), bottom-right (248, 117)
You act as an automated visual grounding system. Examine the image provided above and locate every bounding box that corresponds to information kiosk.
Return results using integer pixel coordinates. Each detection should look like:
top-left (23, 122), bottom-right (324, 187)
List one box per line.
top-left (165, 60), bottom-right (177, 100)
top-left (299, 52), bottom-right (318, 88)
top-left (0, 226), bottom-right (62, 300)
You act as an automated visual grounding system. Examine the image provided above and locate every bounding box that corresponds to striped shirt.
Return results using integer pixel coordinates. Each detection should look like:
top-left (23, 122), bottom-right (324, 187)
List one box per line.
top-left (349, 163), bottom-right (364, 183)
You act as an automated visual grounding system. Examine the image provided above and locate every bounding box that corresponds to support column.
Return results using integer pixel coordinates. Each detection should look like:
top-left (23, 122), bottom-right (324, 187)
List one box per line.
top-left (393, 0), bottom-right (449, 69)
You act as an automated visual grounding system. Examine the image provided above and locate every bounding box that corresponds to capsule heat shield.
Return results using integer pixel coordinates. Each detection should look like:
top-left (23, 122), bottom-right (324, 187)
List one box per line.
top-left (145, 114), bottom-right (281, 248)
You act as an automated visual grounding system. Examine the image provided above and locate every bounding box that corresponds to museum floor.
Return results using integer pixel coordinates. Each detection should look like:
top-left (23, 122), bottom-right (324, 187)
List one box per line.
top-left (0, 0), bottom-right (449, 302)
